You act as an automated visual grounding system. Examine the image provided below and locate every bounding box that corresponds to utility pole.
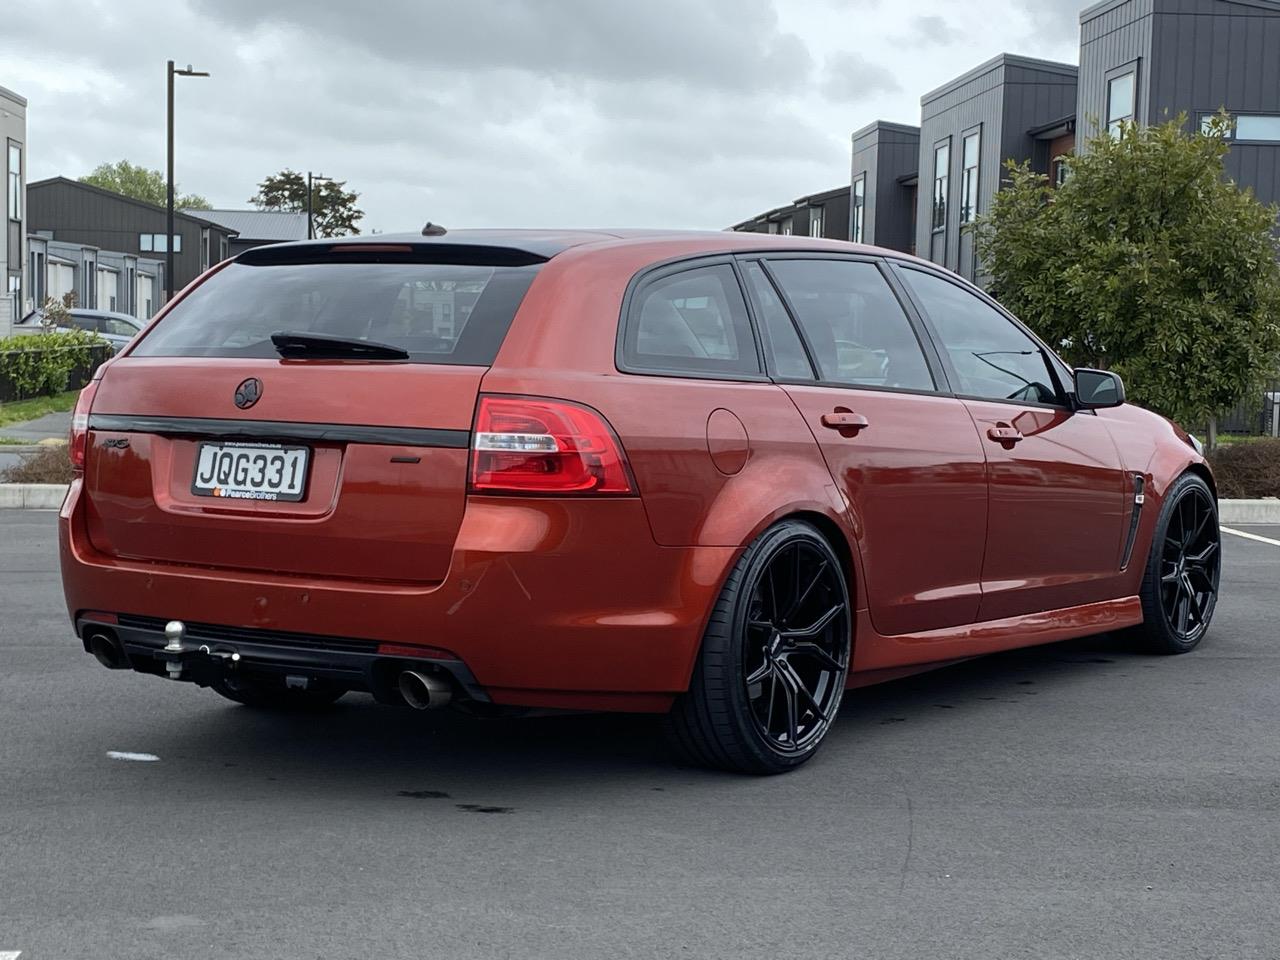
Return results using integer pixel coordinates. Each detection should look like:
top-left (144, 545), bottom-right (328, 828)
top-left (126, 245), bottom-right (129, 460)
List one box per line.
top-left (166, 60), bottom-right (209, 301)
top-left (307, 172), bottom-right (332, 240)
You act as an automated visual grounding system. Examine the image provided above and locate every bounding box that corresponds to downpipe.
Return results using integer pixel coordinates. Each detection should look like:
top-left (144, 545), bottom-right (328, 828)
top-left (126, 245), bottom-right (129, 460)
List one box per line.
top-left (398, 670), bottom-right (453, 710)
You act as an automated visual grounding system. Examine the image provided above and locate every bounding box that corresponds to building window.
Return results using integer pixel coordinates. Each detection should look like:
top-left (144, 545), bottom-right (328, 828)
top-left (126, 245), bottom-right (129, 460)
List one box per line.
top-left (851, 177), bottom-right (866, 243)
top-left (139, 233), bottom-right (183, 253)
top-left (29, 249), bottom-right (45, 306)
top-left (6, 142), bottom-right (20, 221)
top-left (932, 140), bottom-right (950, 232)
top-left (1108, 72), bottom-right (1136, 137)
top-left (960, 130), bottom-right (980, 224)
top-left (1053, 159), bottom-right (1070, 187)
top-left (1203, 113), bottom-right (1280, 143)
top-left (7, 274), bottom-right (19, 327)
top-left (809, 208), bottom-right (824, 238)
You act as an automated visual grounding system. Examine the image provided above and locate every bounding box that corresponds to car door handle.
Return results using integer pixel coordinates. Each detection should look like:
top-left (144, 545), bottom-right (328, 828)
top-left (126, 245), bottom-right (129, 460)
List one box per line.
top-left (820, 411), bottom-right (869, 433)
top-left (987, 425), bottom-right (1024, 443)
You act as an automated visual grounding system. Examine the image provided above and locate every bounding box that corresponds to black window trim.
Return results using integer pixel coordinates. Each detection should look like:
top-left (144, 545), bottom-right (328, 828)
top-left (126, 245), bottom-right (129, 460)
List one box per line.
top-left (737, 251), bottom-right (954, 399)
top-left (931, 137), bottom-right (951, 235)
top-left (1104, 60), bottom-right (1141, 135)
top-left (886, 259), bottom-right (1073, 411)
top-left (615, 254), bottom-right (770, 383)
top-left (734, 256), bottom-right (817, 381)
top-left (959, 123), bottom-right (982, 226)
top-left (1199, 109), bottom-right (1280, 145)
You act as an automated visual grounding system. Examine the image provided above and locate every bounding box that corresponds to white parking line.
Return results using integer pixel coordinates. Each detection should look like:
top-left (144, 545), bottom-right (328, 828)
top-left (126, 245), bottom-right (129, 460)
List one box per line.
top-left (1221, 526), bottom-right (1280, 547)
top-left (106, 751), bottom-right (160, 762)
top-left (0, 951), bottom-right (24, 959)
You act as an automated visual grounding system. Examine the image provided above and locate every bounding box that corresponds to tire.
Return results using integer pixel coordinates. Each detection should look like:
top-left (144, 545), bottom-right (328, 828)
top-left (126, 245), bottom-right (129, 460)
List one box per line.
top-left (210, 675), bottom-right (346, 711)
top-left (1130, 471), bottom-right (1221, 655)
top-left (666, 520), bottom-right (852, 775)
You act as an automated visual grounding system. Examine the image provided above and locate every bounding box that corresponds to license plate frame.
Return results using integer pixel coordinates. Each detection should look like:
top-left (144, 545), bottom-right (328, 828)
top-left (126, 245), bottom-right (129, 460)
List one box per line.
top-left (191, 441), bottom-right (311, 502)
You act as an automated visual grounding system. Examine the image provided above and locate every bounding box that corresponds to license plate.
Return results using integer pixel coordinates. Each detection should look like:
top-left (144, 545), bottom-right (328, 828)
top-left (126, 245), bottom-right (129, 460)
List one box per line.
top-left (192, 442), bottom-right (309, 501)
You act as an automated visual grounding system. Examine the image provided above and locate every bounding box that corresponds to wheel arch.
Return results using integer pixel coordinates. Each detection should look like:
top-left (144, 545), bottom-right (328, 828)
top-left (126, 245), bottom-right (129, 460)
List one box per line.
top-left (673, 506), bottom-right (862, 694)
top-left (1184, 462), bottom-right (1218, 502)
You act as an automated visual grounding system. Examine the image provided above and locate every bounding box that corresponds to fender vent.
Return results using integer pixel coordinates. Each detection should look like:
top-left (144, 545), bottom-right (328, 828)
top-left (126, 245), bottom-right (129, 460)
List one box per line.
top-left (1120, 473), bottom-right (1146, 571)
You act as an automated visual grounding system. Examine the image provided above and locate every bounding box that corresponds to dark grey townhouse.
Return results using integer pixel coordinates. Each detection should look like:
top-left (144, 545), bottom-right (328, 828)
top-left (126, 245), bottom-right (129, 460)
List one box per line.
top-left (916, 55), bottom-right (1079, 283)
top-left (733, 0), bottom-right (1280, 283)
top-left (27, 178), bottom-right (237, 301)
top-left (1078, 0), bottom-right (1280, 209)
top-left (730, 185), bottom-right (853, 240)
top-left (850, 120), bottom-right (921, 253)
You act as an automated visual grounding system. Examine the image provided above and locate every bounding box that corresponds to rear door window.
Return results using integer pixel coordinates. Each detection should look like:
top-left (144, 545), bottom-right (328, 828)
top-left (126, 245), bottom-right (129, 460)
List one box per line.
top-left (131, 258), bottom-right (542, 365)
top-left (101, 318), bottom-right (138, 337)
top-left (765, 259), bottom-right (935, 391)
top-left (740, 260), bottom-right (813, 379)
top-left (622, 264), bottom-right (761, 376)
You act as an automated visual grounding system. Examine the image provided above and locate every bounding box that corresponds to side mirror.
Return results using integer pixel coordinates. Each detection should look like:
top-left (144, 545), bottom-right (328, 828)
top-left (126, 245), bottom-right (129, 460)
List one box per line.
top-left (1074, 368), bottom-right (1126, 409)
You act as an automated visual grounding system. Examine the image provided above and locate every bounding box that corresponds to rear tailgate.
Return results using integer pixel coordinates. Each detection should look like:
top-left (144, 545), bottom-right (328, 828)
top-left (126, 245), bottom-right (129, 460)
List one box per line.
top-left (80, 243), bottom-right (544, 584)
top-left (86, 358), bottom-right (480, 583)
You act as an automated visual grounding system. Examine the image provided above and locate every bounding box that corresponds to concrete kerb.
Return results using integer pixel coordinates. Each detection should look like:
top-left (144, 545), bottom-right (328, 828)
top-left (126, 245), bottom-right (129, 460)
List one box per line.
top-left (0, 484), bottom-right (71, 509)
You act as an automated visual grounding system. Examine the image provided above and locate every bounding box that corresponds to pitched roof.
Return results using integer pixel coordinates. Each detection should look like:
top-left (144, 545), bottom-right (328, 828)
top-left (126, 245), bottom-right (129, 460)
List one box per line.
top-left (27, 177), bottom-right (231, 230)
top-left (190, 208), bottom-right (309, 241)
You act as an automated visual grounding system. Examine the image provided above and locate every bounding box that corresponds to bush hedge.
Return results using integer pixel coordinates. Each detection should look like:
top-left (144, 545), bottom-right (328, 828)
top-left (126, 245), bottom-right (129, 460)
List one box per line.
top-left (0, 331), bottom-right (111, 402)
top-left (0, 445), bottom-right (76, 484)
top-left (1208, 438), bottom-right (1280, 500)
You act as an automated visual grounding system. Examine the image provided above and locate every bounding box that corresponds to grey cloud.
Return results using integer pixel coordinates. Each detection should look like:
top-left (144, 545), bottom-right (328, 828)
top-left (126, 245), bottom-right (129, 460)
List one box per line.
top-left (819, 52), bottom-right (900, 100)
top-left (1014, 0), bottom-right (1084, 42)
top-left (911, 14), bottom-right (953, 45)
top-left (189, 0), bottom-right (816, 94)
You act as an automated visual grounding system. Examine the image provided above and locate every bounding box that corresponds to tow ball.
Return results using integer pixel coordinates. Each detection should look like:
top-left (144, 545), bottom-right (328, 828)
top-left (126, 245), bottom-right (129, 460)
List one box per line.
top-left (163, 620), bottom-right (186, 679)
top-left (161, 620), bottom-right (240, 680)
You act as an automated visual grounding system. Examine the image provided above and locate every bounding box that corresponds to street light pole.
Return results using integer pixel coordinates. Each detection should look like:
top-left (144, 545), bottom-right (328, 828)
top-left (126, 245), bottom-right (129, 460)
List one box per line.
top-left (166, 60), bottom-right (209, 302)
top-left (307, 172), bottom-right (332, 240)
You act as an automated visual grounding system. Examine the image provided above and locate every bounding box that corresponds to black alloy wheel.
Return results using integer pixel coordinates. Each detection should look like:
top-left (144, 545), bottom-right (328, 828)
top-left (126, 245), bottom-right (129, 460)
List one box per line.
top-left (743, 540), bottom-right (850, 753)
top-left (1132, 472), bottom-right (1221, 654)
top-left (667, 520), bottom-right (852, 774)
top-left (1158, 481), bottom-right (1220, 643)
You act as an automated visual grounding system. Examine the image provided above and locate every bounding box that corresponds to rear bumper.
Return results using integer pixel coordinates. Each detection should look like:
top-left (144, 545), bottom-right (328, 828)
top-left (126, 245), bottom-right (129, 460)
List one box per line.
top-left (60, 479), bottom-right (736, 712)
top-left (78, 613), bottom-right (486, 703)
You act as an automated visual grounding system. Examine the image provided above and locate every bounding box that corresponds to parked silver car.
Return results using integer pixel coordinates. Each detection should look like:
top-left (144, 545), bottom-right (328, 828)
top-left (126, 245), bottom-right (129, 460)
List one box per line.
top-left (16, 309), bottom-right (144, 351)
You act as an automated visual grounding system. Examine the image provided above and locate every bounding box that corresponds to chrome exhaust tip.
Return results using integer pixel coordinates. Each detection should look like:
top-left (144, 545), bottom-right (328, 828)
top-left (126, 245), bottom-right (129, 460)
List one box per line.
top-left (398, 670), bottom-right (453, 710)
top-left (88, 630), bottom-right (127, 670)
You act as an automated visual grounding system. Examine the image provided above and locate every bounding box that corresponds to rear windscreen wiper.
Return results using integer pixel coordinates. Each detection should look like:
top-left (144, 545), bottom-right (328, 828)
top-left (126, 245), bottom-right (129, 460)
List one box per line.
top-left (270, 330), bottom-right (410, 360)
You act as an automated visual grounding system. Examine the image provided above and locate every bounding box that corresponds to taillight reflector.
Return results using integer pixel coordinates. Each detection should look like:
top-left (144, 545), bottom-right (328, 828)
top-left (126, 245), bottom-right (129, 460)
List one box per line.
top-left (68, 381), bottom-right (100, 472)
top-left (469, 395), bottom-right (634, 495)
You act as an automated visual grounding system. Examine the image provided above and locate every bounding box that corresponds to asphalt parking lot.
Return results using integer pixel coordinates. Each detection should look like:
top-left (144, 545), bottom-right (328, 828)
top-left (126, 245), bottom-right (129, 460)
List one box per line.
top-left (1, 510), bottom-right (1278, 960)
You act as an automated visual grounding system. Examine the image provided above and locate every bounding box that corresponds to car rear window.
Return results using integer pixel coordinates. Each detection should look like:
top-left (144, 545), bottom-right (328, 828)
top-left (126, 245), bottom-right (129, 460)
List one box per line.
top-left (131, 258), bottom-right (542, 365)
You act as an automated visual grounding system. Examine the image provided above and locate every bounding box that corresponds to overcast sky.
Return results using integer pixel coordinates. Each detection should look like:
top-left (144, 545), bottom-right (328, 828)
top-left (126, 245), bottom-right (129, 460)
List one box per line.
top-left (4, 0), bottom-right (1082, 234)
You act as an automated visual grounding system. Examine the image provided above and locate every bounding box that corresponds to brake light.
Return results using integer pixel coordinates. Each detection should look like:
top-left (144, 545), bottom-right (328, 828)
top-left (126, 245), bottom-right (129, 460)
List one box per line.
top-left (470, 395), bottom-right (634, 495)
top-left (68, 381), bottom-right (99, 472)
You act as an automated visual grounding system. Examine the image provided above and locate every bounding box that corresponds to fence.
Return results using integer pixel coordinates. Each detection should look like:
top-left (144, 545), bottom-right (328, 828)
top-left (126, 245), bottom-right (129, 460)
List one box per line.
top-left (1214, 378), bottom-right (1280, 437)
top-left (0, 342), bottom-right (113, 404)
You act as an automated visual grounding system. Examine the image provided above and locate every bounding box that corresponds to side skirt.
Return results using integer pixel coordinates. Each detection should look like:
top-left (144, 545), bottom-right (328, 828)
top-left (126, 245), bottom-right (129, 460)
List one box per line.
top-left (849, 595), bottom-right (1143, 677)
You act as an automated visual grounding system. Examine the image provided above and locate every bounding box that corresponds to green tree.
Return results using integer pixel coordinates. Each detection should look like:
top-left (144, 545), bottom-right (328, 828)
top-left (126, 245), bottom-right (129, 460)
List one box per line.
top-left (248, 169), bottom-right (363, 237)
top-left (80, 160), bottom-right (211, 209)
top-left (973, 115), bottom-right (1280, 444)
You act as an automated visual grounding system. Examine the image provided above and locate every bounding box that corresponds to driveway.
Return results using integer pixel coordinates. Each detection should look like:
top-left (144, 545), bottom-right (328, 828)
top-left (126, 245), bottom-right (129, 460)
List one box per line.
top-left (1, 512), bottom-right (1278, 959)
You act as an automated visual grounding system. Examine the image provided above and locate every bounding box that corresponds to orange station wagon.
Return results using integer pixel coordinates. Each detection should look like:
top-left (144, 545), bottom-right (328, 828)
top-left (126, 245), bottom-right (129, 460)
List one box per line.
top-left (60, 229), bottom-right (1220, 773)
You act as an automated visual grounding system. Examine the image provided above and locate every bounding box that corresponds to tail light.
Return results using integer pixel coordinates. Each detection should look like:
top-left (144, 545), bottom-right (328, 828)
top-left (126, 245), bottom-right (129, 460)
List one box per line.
top-left (68, 381), bottom-right (100, 472)
top-left (470, 395), bottom-right (634, 495)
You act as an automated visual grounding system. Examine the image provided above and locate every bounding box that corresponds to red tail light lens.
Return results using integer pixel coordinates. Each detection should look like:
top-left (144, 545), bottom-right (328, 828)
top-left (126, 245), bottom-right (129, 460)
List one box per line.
top-left (470, 395), bottom-right (634, 495)
top-left (68, 381), bottom-right (99, 472)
